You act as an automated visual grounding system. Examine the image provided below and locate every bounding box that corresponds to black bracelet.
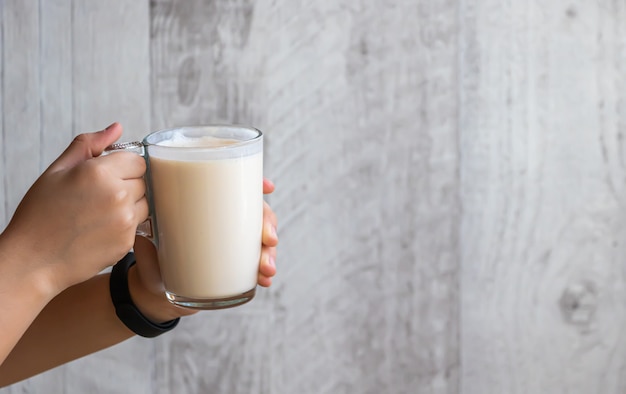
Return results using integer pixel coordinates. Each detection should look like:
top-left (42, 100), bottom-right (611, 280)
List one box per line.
top-left (109, 252), bottom-right (180, 338)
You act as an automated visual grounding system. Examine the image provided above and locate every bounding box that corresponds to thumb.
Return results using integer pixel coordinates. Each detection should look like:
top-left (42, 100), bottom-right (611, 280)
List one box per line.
top-left (48, 122), bottom-right (123, 172)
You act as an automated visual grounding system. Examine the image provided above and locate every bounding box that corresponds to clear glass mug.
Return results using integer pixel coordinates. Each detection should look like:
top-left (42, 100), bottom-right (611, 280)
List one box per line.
top-left (104, 125), bottom-right (264, 309)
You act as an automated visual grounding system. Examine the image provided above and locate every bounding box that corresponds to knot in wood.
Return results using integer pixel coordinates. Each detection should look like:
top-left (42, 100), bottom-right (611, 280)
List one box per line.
top-left (177, 56), bottom-right (201, 106)
top-left (559, 281), bottom-right (597, 326)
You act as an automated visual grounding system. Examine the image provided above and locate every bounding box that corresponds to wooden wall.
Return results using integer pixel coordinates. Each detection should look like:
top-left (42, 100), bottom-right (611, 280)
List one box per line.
top-left (0, 0), bottom-right (624, 393)
top-left (461, 1), bottom-right (626, 393)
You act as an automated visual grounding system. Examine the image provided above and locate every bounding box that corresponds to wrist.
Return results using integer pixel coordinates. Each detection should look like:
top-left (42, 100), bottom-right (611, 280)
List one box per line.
top-left (127, 262), bottom-right (187, 323)
top-left (0, 232), bottom-right (59, 303)
top-left (110, 254), bottom-right (180, 338)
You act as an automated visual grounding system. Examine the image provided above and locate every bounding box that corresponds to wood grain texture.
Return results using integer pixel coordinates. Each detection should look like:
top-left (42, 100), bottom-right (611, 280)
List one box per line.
top-left (71, 1), bottom-right (151, 142)
top-left (150, 0), bottom-right (263, 130)
top-left (460, 0), bottom-right (626, 393)
top-left (59, 2), bottom-right (153, 393)
top-left (1, 0), bottom-right (459, 392)
top-left (151, 1), bottom-right (459, 393)
top-left (0, 1), bottom-right (4, 225)
top-left (266, 2), bottom-right (460, 392)
top-left (6, 0), bottom-right (625, 393)
top-left (39, 0), bottom-right (73, 170)
top-left (150, 2), bottom-right (286, 393)
top-left (1, 5), bottom-right (67, 390)
top-left (1, 1), bottom-right (40, 226)
top-left (1, 1), bottom-right (153, 393)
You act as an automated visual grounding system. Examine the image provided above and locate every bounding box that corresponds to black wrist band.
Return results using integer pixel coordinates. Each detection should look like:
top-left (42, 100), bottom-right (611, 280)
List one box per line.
top-left (110, 252), bottom-right (180, 338)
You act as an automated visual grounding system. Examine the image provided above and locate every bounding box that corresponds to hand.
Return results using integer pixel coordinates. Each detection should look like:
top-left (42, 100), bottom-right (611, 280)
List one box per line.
top-left (1, 123), bottom-right (148, 296)
top-left (130, 178), bottom-right (279, 322)
top-left (258, 178), bottom-right (278, 287)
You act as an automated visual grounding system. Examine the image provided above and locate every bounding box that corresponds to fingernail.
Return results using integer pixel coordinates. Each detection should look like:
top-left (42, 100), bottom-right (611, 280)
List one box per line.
top-left (269, 256), bottom-right (276, 267)
top-left (105, 122), bottom-right (118, 131)
top-left (271, 225), bottom-right (277, 239)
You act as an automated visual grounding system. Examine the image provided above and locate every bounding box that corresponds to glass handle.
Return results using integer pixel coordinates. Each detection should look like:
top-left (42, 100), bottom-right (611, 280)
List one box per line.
top-left (101, 142), bottom-right (155, 242)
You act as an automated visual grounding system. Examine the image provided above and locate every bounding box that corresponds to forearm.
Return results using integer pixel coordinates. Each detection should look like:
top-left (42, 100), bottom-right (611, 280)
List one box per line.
top-left (0, 277), bottom-right (51, 376)
top-left (0, 261), bottom-right (185, 387)
top-left (0, 235), bottom-right (57, 371)
top-left (0, 273), bottom-right (133, 387)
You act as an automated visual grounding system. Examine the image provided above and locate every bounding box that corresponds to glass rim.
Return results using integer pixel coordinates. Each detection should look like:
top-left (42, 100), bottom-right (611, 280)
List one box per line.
top-left (142, 124), bottom-right (263, 150)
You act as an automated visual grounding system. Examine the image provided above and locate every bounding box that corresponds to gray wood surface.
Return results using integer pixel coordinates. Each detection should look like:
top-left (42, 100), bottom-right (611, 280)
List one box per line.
top-left (1, 1), bottom-right (155, 393)
top-left (460, 1), bottom-right (626, 393)
top-left (2, 0), bottom-right (40, 224)
top-left (150, 1), bottom-right (459, 393)
top-left (1, 0), bottom-right (625, 393)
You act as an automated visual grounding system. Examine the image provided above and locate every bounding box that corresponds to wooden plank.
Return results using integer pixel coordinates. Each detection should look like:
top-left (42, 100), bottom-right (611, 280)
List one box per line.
top-left (61, 2), bottom-right (153, 393)
top-left (151, 1), bottom-right (459, 393)
top-left (72, 0), bottom-right (151, 142)
top-left (1, 2), bottom-right (68, 391)
top-left (0, 2), bottom-right (4, 226)
top-left (263, 1), bottom-right (460, 391)
top-left (460, 0), bottom-right (626, 393)
top-left (154, 310), bottom-right (274, 394)
top-left (151, 2), bottom-right (277, 392)
top-left (1, 1), bottom-right (40, 226)
top-left (150, 0), bottom-right (264, 130)
top-left (1, 1), bottom-right (151, 392)
top-left (0, 2), bottom-right (66, 392)
top-left (39, 0), bottom-right (73, 170)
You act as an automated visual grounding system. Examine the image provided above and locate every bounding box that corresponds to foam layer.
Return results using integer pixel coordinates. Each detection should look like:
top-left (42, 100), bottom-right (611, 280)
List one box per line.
top-left (156, 135), bottom-right (239, 148)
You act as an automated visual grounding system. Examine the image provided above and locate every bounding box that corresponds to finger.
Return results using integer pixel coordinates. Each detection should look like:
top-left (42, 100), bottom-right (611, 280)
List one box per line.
top-left (263, 178), bottom-right (275, 194)
top-left (126, 178), bottom-right (147, 203)
top-left (262, 221), bottom-right (278, 247)
top-left (257, 274), bottom-right (273, 288)
top-left (257, 249), bottom-right (275, 288)
top-left (49, 122), bottom-right (123, 172)
top-left (258, 248), bottom-right (277, 278)
top-left (135, 197), bottom-right (150, 225)
top-left (97, 151), bottom-right (147, 179)
top-left (262, 202), bottom-right (278, 246)
top-left (264, 201), bottom-right (277, 227)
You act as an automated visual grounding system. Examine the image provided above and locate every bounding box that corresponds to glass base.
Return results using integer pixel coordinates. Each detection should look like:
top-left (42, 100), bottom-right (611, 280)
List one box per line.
top-left (166, 287), bottom-right (256, 310)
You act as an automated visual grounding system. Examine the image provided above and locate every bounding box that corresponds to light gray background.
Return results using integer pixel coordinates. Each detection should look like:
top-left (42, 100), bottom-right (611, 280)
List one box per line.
top-left (0, 0), bottom-right (625, 393)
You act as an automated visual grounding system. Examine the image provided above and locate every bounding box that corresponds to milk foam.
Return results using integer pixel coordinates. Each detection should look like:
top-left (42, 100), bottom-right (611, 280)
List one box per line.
top-left (148, 133), bottom-right (261, 162)
top-left (156, 135), bottom-right (239, 148)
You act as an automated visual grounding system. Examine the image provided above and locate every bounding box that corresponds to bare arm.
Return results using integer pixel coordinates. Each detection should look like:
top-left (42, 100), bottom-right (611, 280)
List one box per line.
top-left (0, 123), bottom-right (148, 379)
top-left (0, 261), bottom-right (189, 387)
top-left (0, 272), bottom-right (132, 386)
top-left (0, 178), bottom-right (278, 387)
top-left (0, 236), bottom-right (56, 374)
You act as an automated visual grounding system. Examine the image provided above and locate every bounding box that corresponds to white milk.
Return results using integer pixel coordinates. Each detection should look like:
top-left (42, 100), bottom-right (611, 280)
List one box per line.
top-left (149, 138), bottom-right (263, 299)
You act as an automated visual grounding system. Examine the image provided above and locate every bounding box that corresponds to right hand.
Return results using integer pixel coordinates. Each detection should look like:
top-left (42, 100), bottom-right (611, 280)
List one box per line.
top-left (1, 123), bottom-right (148, 295)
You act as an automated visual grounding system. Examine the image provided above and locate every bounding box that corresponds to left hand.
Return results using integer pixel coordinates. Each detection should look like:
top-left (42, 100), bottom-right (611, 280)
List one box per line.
top-left (129, 178), bottom-right (279, 322)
